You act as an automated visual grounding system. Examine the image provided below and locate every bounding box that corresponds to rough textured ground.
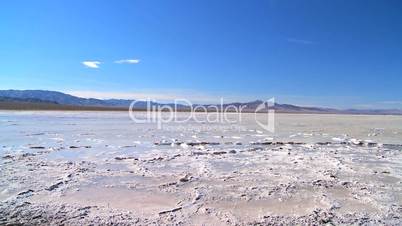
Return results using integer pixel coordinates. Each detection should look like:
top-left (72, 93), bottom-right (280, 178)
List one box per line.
top-left (0, 112), bottom-right (401, 225)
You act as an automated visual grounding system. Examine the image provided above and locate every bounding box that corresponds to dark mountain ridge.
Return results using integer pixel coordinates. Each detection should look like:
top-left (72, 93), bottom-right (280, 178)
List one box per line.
top-left (0, 89), bottom-right (401, 115)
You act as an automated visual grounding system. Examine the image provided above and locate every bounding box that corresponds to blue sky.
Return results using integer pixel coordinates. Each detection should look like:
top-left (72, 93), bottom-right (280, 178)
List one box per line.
top-left (0, 0), bottom-right (401, 109)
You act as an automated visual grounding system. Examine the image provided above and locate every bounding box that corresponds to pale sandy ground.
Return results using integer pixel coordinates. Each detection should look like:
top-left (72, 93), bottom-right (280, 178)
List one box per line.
top-left (0, 111), bottom-right (401, 225)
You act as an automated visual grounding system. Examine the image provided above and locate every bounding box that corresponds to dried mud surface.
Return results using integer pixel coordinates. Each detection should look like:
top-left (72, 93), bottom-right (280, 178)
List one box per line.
top-left (0, 112), bottom-right (401, 225)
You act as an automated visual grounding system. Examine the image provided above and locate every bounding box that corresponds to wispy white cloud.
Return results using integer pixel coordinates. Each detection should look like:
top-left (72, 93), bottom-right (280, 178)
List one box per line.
top-left (114, 59), bottom-right (140, 64)
top-left (287, 38), bottom-right (315, 45)
top-left (82, 61), bottom-right (101, 69)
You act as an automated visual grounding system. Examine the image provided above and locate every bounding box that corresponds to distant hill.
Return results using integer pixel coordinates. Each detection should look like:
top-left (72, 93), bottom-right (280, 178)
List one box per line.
top-left (0, 90), bottom-right (112, 106)
top-left (0, 93), bottom-right (137, 111)
top-left (0, 96), bottom-right (58, 104)
top-left (0, 90), bottom-right (172, 108)
top-left (206, 100), bottom-right (338, 113)
top-left (0, 89), bottom-right (401, 115)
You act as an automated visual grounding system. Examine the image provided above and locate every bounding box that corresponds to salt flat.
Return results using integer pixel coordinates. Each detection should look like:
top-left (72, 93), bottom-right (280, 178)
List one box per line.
top-left (0, 111), bottom-right (401, 225)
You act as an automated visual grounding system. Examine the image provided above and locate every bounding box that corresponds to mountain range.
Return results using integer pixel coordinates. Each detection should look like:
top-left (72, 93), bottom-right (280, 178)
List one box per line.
top-left (0, 89), bottom-right (401, 115)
